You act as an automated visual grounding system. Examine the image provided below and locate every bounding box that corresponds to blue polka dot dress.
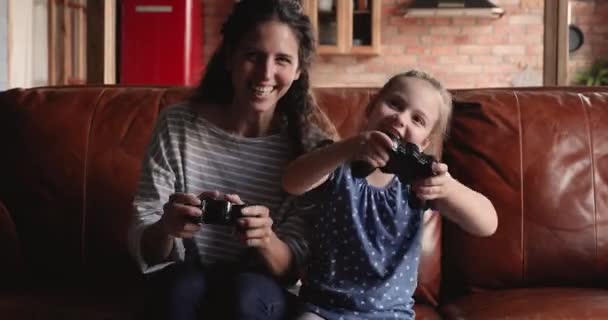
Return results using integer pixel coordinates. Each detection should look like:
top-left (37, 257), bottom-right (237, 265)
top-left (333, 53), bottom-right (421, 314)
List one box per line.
top-left (300, 164), bottom-right (425, 320)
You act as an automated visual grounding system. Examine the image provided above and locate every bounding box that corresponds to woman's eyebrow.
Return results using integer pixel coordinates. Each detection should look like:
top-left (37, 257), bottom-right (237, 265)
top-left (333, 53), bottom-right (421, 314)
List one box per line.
top-left (276, 52), bottom-right (294, 59)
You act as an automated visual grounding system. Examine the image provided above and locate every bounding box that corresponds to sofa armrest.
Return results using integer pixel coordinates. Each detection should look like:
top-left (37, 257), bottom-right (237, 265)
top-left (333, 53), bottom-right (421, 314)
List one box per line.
top-left (0, 199), bottom-right (24, 290)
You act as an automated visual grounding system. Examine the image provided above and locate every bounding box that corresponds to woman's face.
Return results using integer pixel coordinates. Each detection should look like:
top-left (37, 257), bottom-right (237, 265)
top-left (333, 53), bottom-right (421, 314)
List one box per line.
top-left (229, 20), bottom-right (301, 116)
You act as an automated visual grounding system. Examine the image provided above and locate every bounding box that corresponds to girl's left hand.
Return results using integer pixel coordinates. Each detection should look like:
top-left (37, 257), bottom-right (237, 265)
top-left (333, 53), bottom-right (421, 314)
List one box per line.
top-left (224, 194), bottom-right (274, 249)
top-left (411, 162), bottom-right (455, 201)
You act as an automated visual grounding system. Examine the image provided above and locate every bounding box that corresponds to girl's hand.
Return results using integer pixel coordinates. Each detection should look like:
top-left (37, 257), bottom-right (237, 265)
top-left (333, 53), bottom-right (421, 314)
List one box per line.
top-left (158, 191), bottom-right (220, 238)
top-left (351, 130), bottom-right (394, 168)
top-left (411, 162), bottom-right (455, 201)
top-left (224, 193), bottom-right (274, 249)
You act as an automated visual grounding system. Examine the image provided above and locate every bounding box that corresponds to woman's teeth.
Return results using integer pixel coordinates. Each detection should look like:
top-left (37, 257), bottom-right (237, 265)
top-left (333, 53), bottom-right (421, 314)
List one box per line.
top-left (251, 85), bottom-right (274, 96)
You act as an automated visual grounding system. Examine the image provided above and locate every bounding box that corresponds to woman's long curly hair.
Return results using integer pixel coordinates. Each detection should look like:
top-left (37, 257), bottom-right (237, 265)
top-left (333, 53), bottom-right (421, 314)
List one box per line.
top-left (190, 0), bottom-right (338, 155)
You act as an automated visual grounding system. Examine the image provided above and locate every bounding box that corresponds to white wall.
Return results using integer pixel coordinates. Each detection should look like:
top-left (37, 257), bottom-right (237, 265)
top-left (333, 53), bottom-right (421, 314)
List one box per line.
top-left (8, 0), bottom-right (48, 89)
top-left (0, 0), bottom-right (8, 90)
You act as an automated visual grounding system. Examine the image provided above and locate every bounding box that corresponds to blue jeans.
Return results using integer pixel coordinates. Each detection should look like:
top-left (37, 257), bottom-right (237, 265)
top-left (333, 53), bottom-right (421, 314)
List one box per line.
top-left (145, 261), bottom-right (294, 320)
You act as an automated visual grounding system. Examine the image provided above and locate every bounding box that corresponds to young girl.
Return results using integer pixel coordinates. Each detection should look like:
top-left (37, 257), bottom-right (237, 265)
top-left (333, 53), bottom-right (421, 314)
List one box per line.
top-left (282, 70), bottom-right (498, 320)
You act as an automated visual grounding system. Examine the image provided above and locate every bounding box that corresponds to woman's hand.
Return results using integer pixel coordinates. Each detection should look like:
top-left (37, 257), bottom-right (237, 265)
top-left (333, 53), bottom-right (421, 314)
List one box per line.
top-left (158, 191), bottom-right (219, 238)
top-left (350, 130), bottom-right (394, 168)
top-left (411, 162), bottom-right (455, 201)
top-left (224, 194), bottom-right (274, 249)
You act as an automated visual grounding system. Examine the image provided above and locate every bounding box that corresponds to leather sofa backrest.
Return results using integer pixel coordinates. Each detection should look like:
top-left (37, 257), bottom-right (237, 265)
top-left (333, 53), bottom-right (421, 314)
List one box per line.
top-left (442, 87), bottom-right (608, 299)
top-left (7, 85), bottom-right (605, 305)
top-left (0, 86), bottom-right (191, 287)
top-left (0, 86), bottom-right (440, 304)
top-left (0, 200), bottom-right (22, 290)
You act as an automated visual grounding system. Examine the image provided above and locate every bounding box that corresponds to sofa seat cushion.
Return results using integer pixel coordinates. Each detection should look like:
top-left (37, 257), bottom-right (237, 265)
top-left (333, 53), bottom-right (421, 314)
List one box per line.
top-left (0, 289), bottom-right (143, 320)
top-left (440, 287), bottom-right (608, 319)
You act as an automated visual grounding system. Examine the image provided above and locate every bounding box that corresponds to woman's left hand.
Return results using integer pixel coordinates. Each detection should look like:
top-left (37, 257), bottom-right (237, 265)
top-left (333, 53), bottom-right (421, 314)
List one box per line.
top-left (411, 162), bottom-right (455, 201)
top-left (224, 194), bottom-right (274, 249)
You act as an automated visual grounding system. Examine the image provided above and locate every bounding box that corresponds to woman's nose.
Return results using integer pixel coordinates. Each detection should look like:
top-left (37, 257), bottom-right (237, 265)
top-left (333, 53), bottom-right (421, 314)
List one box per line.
top-left (256, 58), bottom-right (276, 79)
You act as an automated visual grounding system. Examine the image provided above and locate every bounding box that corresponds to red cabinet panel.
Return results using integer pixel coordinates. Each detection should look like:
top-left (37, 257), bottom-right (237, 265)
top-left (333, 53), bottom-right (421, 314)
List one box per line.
top-left (120, 0), bottom-right (202, 85)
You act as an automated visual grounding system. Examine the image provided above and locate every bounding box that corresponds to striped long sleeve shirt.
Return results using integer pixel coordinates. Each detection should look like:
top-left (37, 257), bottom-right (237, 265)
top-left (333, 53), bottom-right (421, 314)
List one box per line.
top-left (128, 103), bottom-right (310, 274)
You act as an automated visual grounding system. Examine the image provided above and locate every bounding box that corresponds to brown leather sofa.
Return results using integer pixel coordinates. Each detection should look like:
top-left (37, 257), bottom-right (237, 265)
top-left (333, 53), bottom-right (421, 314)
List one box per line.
top-left (0, 85), bottom-right (607, 319)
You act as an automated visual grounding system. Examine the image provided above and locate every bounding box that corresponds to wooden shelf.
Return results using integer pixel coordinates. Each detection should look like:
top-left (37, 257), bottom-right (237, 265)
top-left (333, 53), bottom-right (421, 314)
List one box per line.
top-left (302, 0), bottom-right (381, 56)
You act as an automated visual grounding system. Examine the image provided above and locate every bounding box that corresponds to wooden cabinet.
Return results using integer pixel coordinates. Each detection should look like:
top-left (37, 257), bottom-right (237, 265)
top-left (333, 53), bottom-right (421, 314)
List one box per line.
top-left (302, 0), bottom-right (381, 55)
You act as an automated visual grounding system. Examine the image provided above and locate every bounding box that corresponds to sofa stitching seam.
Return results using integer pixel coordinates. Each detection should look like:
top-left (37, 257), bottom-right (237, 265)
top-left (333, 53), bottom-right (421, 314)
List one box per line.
top-left (513, 91), bottom-right (525, 283)
top-left (578, 92), bottom-right (597, 272)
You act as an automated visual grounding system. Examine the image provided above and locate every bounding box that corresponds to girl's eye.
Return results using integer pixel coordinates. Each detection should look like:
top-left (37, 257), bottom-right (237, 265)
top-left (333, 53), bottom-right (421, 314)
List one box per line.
top-left (388, 99), bottom-right (401, 109)
top-left (413, 115), bottom-right (426, 127)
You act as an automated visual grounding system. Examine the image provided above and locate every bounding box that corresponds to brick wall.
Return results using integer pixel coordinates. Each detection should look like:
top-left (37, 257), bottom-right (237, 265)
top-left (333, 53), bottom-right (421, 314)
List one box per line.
top-left (568, 0), bottom-right (608, 84)
top-left (202, 1), bottom-right (233, 69)
top-left (202, 0), bottom-right (545, 89)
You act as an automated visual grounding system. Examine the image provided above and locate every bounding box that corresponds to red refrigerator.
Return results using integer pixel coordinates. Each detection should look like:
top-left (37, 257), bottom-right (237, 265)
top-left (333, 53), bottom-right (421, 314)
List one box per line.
top-left (120, 0), bottom-right (203, 85)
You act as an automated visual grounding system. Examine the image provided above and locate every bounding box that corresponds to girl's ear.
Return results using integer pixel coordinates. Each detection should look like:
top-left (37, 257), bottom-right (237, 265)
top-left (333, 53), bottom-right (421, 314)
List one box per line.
top-left (358, 117), bottom-right (368, 132)
top-left (365, 94), bottom-right (378, 116)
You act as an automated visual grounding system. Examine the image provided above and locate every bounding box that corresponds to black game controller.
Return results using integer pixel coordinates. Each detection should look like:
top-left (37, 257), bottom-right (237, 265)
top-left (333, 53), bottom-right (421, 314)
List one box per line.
top-left (351, 132), bottom-right (437, 184)
top-left (189, 198), bottom-right (246, 226)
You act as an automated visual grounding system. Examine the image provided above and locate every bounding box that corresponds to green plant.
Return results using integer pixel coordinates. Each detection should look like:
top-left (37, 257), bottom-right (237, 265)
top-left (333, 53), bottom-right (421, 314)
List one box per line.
top-left (576, 59), bottom-right (608, 86)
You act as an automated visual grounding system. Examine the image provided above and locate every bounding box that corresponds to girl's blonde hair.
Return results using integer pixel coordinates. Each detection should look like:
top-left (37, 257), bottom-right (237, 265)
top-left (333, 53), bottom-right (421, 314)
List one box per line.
top-left (367, 70), bottom-right (453, 158)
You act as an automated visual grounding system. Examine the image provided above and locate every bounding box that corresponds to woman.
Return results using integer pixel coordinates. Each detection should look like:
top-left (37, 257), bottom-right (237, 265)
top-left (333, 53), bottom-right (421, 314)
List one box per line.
top-left (127, 1), bottom-right (336, 319)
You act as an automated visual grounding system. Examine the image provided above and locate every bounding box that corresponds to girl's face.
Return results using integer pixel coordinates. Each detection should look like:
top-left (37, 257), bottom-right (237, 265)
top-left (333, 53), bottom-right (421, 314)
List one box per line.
top-left (228, 20), bottom-right (301, 116)
top-left (366, 77), bottom-right (442, 151)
